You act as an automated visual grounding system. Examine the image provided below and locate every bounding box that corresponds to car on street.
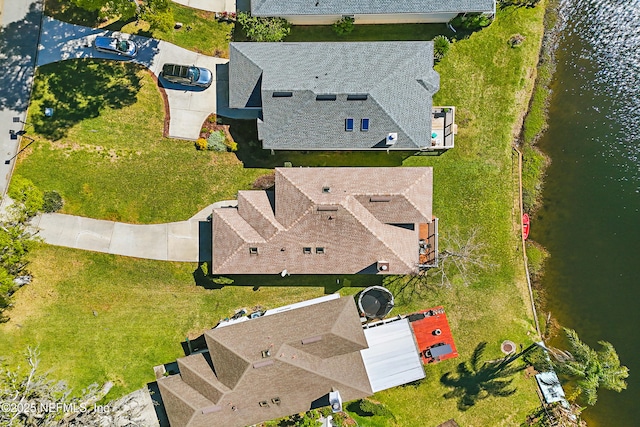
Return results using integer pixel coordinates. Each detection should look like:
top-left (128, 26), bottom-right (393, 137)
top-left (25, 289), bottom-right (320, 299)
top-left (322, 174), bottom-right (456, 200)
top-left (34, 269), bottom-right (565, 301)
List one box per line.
top-left (93, 36), bottom-right (137, 58)
top-left (160, 63), bottom-right (213, 88)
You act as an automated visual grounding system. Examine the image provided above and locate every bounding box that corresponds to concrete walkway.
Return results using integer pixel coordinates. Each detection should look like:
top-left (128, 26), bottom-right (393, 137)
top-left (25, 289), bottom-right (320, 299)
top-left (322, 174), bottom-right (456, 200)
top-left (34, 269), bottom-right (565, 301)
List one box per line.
top-left (30, 201), bottom-right (236, 262)
top-left (37, 17), bottom-right (229, 140)
top-left (0, 0), bottom-right (43, 198)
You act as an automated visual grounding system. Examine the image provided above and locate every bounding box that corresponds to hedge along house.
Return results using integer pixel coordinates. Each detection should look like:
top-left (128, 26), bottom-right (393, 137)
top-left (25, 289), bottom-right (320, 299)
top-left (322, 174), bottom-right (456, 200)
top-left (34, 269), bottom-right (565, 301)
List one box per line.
top-left (250, 0), bottom-right (496, 25)
top-left (210, 167), bottom-right (438, 275)
top-left (228, 41), bottom-right (456, 152)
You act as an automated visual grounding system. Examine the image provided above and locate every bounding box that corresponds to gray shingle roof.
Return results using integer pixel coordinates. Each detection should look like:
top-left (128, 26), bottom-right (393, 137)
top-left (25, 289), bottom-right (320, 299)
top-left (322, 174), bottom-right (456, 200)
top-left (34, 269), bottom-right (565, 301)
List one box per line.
top-left (252, 0), bottom-right (495, 16)
top-left (229, 42), bottom-right (440, 150)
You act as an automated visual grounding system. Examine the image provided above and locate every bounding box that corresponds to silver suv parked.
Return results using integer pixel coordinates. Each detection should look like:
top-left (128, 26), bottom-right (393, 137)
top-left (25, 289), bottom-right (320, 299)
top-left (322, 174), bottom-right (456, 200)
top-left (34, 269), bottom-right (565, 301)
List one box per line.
top-left (93, 36), bottom-right (137, 58)
top-left (160, 64), bottom-right (213, 88)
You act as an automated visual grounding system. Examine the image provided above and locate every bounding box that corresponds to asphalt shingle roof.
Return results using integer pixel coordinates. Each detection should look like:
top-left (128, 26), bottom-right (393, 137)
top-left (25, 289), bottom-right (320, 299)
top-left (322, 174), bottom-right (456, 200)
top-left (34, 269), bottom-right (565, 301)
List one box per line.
top-left (211, 167), bottom-right (434, 275)
top-left (229, 42), bottom-right (440, 150)
top-left (157, 297), bottom-right (373, 427)
top-left (252, 0), bottom-right (495, 16)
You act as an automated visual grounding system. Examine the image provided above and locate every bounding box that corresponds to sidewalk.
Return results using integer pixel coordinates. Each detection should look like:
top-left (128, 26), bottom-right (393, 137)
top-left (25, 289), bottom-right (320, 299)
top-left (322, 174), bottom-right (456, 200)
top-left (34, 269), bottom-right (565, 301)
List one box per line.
top-left (0, 0), bottom-right (43, 199)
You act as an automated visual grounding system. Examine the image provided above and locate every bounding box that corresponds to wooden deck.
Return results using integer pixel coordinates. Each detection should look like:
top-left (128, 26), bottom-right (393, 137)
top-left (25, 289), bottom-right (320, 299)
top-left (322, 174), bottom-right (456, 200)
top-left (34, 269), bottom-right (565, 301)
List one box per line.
top-left (408, 306), bottom-right (458, 364)
top-left (419, 221), bottom-right (438, 267)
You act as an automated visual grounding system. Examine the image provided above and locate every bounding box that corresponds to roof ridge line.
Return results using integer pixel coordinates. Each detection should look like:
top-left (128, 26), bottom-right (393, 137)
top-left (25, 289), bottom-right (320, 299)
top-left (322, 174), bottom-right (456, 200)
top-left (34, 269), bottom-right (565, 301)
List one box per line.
top-left (342, 197), bottom-right (415, 272)
top-left (238, 190), bottom-right (282, 230)
top-left (401, 170), bottom-right (432, 220)
top-left (215, 208), bottom-right (267, 243)
top-left (277, 344), bottom-right (373, 396)
top-left (275, 169), bottom-right (315, 227)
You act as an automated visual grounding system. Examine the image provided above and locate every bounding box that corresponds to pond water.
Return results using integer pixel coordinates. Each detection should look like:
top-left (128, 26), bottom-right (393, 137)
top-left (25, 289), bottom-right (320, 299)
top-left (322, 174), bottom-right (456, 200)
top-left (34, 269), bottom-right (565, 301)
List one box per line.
top-left (534, 0), bottom-right (640, 425)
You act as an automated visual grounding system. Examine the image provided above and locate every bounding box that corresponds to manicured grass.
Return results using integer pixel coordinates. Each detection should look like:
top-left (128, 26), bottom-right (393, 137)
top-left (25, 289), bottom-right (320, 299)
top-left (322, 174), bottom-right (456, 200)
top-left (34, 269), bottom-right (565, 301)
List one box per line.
top-left (121, 6), bottom-right (233, 57)
top-left (3, 3), bottom-right (547, 426)
top-left (44, 0), bottom-right (233, 56)
top-left (15, 60), bottom-right (268, 223)
top-left (0, 245), bottom-right (327, 398)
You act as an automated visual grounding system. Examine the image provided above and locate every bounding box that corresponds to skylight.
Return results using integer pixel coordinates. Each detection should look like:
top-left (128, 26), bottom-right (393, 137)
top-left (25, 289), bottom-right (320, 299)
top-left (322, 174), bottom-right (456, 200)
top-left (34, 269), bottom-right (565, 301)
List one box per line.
top-left (361, 118), bottom-right (370, 131)
top-left (345, 118), bottom-right (354, 131)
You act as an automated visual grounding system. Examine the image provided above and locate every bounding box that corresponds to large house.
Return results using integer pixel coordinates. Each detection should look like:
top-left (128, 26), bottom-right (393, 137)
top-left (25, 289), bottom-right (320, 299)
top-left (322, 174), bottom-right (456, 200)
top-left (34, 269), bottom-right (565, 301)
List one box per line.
top-left (229, 41), bottom-right (456, 151)
top-left (156, 295), bottom-right (426, 427)
top-left (250, 0), bottom-right (496, 25)
top-left (211, 167), bottom-right (438, 275)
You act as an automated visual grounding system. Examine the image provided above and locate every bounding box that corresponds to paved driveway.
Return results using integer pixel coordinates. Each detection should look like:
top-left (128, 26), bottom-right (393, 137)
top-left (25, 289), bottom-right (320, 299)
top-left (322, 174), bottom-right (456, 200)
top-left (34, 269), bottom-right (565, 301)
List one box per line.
top-left (28, 202), bottom-right (237, 262)
top-left (37, 17), bottom-right (229, 140)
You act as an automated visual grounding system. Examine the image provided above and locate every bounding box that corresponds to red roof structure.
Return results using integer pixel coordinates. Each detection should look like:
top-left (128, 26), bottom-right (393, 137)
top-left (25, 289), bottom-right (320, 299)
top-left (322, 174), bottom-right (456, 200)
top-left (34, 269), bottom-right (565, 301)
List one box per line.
top-left (407, 306), bottom-right (458, 364)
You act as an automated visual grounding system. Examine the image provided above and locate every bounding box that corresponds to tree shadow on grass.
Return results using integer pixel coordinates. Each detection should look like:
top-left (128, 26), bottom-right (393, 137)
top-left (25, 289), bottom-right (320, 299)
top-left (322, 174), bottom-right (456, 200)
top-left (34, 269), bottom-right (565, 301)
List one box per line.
top-left (45, 0), bottom-right (101, 26)
top-left (30, 59), bottom-right (143, 140)
top-left (440, 342), bottom-right (525, 411)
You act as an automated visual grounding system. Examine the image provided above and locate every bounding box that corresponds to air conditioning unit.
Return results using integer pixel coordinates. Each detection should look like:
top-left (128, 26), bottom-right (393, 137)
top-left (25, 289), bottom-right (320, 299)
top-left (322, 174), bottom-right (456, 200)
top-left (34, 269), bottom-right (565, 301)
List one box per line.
top-left (386, 132), bottom-right (398, 145)
top-left (328, 390), bottom-right (342, 413)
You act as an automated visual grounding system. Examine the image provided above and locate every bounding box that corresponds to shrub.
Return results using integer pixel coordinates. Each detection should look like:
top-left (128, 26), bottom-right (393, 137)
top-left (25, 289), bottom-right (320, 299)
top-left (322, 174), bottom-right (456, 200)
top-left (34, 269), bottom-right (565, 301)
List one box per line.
top-left (224, 140), bottom-right (238, 152)
top-left (357, 399), bottom-right (393, 417)
top-left (8, 175), bottom-right (43, 219)
top-left (252, 173), bottom-right (275, 190)
top-left (207, 131), bottom-right (227, 151)
top-left (333, 16), bottom-right (355, 35)
top-left (450, 13), bottom-right (492, 31)
top-left (237, 12), bottom-right (290, 42)
top-left (508, 34), bottom-right (526, 48)
top-left (433, 35), bottom-right (451, 61)
top-left (42, 191), bottom-right (63, 213)
top-left (195, 138), bottom-right (208, 151)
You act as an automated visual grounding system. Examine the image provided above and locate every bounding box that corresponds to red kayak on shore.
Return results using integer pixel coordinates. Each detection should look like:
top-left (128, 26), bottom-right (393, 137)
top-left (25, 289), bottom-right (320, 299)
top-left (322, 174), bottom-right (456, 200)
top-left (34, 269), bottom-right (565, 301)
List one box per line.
top-left (522, 213), bottom-right (530, 240)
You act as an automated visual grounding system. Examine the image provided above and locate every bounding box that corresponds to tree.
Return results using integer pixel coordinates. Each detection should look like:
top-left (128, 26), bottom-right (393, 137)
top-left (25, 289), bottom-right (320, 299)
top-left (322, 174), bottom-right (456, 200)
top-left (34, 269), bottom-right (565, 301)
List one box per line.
top-left (139, 0), bottom-right (174, 32)
top-left (0, 348), bottom-right (147, 426)
top-left (433, 35), bottom-right (451, 61)
top-left (8, 175), bottom-right (43, 220)
top-left (237, 12), bottom-right (290, 42)
top-left (332, 16), bottom-right (355, 35)
top-left (70, 0), bottom-right (137, 20)
top-left (553, 328), bottom-right (629, 406)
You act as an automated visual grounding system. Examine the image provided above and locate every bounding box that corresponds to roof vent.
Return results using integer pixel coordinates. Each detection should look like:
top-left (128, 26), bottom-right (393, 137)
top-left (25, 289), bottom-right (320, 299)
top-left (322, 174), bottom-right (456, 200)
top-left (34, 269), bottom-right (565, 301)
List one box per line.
top-left (301, 335), bottom-right (322, 345)
top-left (201, 405), bottom-right (222, 414)
top-left (261, 349), bottom-right (271, 358)
top-left (377, 261), bottom-right (389, 272)
top-left (386, 133), bottom-right (398, 145)
top-left (322, 186), bottom-right (331, 193)
top-left (329, 391), bottom-right (343, 413)
top-left (253, 360), bottom-right (274, 369)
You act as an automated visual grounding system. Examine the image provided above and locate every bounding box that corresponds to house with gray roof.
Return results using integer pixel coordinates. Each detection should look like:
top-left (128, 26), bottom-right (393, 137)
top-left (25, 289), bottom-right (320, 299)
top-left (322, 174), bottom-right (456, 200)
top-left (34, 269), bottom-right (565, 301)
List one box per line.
top-left (156, 295), bottom-right (426, 427)
top-left (211, 167), bottom-right (438, 275)
top-left (251, 0), bottom-right (496, 25)
top-left (229, 41), bottom-right (456, 151)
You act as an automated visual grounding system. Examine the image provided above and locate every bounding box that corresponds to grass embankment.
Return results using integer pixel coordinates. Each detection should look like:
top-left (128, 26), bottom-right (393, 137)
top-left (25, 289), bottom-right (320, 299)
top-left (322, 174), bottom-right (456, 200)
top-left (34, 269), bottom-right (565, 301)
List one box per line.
top-left (45, 0), bottom-right (233, 56)
top-left (2, 3), bottom-right (546, 426)
top-left (521, 0), bottom-right (562, 213)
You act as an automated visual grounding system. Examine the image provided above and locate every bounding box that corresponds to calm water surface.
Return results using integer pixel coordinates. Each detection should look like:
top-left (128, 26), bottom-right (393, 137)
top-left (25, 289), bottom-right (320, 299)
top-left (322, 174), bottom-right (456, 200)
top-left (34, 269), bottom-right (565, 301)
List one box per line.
top-left (534, 0), bottom-right (640, 425)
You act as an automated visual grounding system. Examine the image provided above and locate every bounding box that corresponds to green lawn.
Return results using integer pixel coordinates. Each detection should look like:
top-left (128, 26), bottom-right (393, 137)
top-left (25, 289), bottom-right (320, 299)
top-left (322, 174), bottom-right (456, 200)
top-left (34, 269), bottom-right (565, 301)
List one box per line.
top-left (15, 60), bottom-right (268, 223)
top-left (45, 0), bottom-right (233, 56)
top-left (2, 3), bottom-right (547, 426)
